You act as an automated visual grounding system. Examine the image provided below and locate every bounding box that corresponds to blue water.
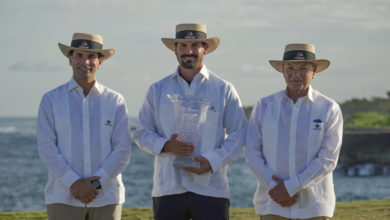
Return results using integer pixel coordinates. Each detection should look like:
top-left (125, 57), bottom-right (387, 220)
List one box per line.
top-left (0, 117), bottom-right (389, 212)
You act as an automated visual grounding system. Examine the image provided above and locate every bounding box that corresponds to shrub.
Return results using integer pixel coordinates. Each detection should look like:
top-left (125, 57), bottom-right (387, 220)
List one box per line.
top-left (346, 111), bottom-right (390, 127)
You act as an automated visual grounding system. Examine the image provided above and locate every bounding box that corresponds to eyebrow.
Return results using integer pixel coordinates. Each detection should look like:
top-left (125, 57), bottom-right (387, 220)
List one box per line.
top-left (74, 52), bottom-right (97, 57)
top-left (286, 63), bottom-right (311, 67)
top-left (178, 42), bottom-right (201, 47)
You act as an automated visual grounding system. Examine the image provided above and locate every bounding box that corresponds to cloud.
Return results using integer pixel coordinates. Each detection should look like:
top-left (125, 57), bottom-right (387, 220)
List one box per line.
top-left (9, 61), bottom-right (64, 73)
top-left (190, 0), bottom-right (390, 31)
top-left (239, 63), bottom-right (278, 78)
top-left (41, 0), bottom-right (163, 12)
top-left (19, 0), bottom-right (390, 32)
top-left (322, 1), bottom-right (390, 30)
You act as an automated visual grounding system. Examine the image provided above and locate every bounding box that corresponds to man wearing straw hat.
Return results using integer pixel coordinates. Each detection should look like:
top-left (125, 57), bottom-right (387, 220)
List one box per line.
top-left (134, 23), bottom-right (247, 219)
top-left (246, 43), bottom-right (343, 220)
top-left (37, 33), bottom-right (132, 220)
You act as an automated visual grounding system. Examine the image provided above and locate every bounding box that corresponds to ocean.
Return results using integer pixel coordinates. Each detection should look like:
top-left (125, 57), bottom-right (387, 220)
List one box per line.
top-left (1, 117), bottom-right (389, 212)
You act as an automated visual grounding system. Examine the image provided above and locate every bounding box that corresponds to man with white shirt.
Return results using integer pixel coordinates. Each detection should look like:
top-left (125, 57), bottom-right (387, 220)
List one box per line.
top-left (134, 23), bottom-right (247, 220)
top-left (37, 33), bottom-right (132, 220)
top-left (246, 43), bottom-right (343, 220)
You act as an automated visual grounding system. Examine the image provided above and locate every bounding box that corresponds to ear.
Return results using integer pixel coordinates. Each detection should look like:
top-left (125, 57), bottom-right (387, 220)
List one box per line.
top-left (68, 55), bottom-right (73, 66)
top-left (312, 72), bottom-right (317, 79)
top-left (174, 42), bottom-right (179, 55)
top-left (313, 64), bottom-right (317, 76)
top-left (97, 57), bottom-right (103, 69)
top-left (174, 46), bottom-right (178, 55)
top-left (203, 44), bottom-right (209, 55)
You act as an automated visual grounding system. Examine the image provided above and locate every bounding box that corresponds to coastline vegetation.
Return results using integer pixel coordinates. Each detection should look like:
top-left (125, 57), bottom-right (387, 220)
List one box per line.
top-left (1, 199), bottom-right (389, 220)
top-left (243, 91), bottom-right (390, 128)
top-left (345, 111), bottom-right (390, 127)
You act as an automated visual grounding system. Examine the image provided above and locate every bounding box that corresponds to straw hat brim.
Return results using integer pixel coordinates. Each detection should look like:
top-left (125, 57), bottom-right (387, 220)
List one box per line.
top-left (58, 43), bottom-right (115, 60)
top-left (269, 59), bottom-right (330, 73)
top-left (161, 37), bottom-right (220, 53)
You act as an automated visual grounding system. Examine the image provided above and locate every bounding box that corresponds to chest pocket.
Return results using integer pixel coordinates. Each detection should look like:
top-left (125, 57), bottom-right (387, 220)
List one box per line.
top-left (261, 102), bottom-right (281, 172)
top-left (100, 96), bottom-right (117, 158)
top-left (306, 102), bottom-right (328, 162)
top-left (51, 88), bottom-right (72, 162)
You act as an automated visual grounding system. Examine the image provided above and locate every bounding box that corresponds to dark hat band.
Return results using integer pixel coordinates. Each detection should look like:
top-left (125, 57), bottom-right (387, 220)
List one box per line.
top-left (176, 30), bottom-right (207, 40)
top-left (283, 50), bottom-right (315, 61)
top-left (71, 39), bottom-right (103, 50)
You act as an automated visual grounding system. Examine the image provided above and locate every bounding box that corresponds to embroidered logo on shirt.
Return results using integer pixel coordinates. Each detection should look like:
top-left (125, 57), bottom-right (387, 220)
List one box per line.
top-left (209, 106), bottom-right (216, 112)
top-left (313, 119), bottom-right (322, 130)
top-left (105, 120), bottom-right (113, 126)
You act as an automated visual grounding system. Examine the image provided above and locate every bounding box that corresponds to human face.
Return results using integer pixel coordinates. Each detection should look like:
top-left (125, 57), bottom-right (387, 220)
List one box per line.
top-left (283, 62), bottom-right (317, 93)
top-left (175, 41), bottom-right (208, 70)
top-left (69, 50), bottom-right (102, 82)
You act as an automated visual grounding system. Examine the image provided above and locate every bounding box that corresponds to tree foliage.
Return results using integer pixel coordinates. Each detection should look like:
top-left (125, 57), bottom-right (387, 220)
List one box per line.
top-left (345, 111), bottom-right (390, 127)
top-left (243, 91), bottom-right (390, 127)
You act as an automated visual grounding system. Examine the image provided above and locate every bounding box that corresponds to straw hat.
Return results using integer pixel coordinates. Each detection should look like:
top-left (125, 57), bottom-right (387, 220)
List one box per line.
top-left (161, 23), bottom-right (220, 53)
top-left (58, 33), bottom-right (115, 60)
top-left (269, 43), bottom-right (330, 73)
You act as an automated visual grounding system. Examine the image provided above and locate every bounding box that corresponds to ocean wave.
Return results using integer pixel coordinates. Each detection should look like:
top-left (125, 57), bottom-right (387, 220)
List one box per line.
top-left (0, 126), bottom-right (17, 134)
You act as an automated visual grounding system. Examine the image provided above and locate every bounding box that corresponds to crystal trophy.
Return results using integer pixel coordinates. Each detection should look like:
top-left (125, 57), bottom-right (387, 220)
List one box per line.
top-left (169, 95), bottom-right (210, 168)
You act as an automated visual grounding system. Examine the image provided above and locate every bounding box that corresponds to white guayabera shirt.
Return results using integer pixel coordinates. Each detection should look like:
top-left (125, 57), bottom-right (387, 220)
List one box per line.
top-left (37, 78), bottom-right (132, 207)
top-left (134, 65), bottom-right (247, 199)
top-left (246, 87), bottom-right (343, 219)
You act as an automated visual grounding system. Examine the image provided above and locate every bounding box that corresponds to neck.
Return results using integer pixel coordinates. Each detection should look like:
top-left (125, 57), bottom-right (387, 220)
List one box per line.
top-left (287, 87), bottom-right (309, 103)
top-left (178, 64), bottom-right (203, 82)
top-left (74, 77), bottom-right (95, 96)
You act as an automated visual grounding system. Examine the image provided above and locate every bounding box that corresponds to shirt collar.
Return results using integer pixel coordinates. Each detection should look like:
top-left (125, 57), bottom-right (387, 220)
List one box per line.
top-left (283, 85), bottom-right (314, 102)
top-left (307, 86), bottom-right (314, 102)
top-left (93, 81), bottom-right (104, 94)
top-left (67, 77), bottom-right (80, 91)
top-left (67, 77), bottom-right (103, 95)
top-left (170, 64), bottom-right (210, 81)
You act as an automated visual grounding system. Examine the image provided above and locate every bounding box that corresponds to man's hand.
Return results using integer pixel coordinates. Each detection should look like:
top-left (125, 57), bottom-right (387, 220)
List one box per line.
top-left (71, 176), bottom-right (100, 204)
top-left (268, 176), bottom-right (298, 207)
top-left (163, 133), bottom-right (195, 156)
top-left (182, 157), bottom-right (212, 175)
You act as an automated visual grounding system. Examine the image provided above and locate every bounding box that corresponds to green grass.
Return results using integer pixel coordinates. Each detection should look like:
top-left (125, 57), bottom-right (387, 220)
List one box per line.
top-left (1, 199), bottom-right (389, 220)
top-left (346, 111), bottom-right (390, 127)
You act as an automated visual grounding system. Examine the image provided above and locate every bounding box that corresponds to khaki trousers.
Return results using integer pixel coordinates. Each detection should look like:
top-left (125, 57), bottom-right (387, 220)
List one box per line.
top-left (261, 214), bottom-right (330, 220)
top-left (47, 203), bottom-right (122, 220)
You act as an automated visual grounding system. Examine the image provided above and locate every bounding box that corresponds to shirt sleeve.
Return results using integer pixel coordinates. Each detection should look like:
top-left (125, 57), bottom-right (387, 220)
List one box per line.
top-left (202, 84), bottom-right (248, 172)
top-left (93, 96), bottom-right (132, 188)
top-left (37, 94), bottom-right (80, 188)
top-left (245, 100), bottom-right (278, 190)
top-left (133, 86), bottom-right (169, 155)
top-left (284, 104), bottom-right (344, 196)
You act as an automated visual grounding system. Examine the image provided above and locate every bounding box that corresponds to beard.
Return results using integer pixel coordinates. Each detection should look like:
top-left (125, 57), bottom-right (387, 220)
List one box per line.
top-left (178, 54), bottom-right (201, 69)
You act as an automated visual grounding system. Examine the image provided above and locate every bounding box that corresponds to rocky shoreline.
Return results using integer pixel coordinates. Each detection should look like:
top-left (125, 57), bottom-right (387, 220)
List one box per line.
top-left (338, 127), bottom-right (390, 176)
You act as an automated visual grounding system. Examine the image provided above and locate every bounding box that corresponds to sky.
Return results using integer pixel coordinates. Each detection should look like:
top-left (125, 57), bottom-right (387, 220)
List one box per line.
top-left (1, 0), bottom-right (389, 117)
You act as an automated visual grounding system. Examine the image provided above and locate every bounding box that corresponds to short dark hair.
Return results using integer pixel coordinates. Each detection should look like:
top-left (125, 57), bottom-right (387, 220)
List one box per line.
top-left (69, 50), bottom-right (103, 58)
